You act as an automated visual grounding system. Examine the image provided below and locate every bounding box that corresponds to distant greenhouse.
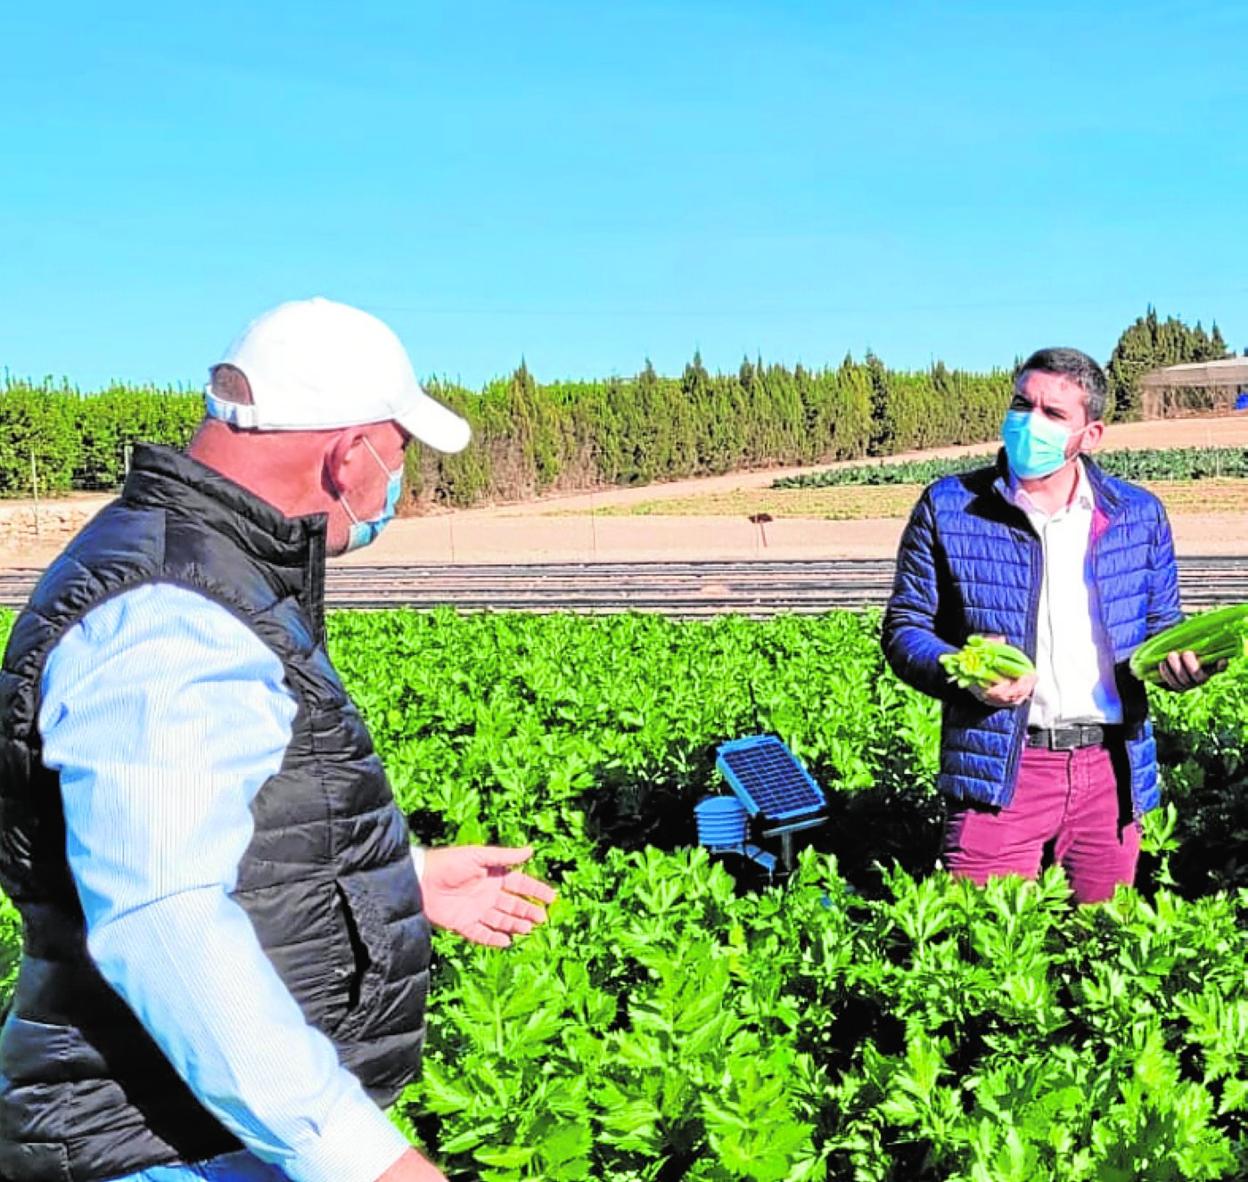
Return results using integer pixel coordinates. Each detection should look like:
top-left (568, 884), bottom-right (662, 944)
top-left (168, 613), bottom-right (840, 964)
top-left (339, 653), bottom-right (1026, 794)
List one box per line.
top-left (1140, 356), bottom-right (1248, 417)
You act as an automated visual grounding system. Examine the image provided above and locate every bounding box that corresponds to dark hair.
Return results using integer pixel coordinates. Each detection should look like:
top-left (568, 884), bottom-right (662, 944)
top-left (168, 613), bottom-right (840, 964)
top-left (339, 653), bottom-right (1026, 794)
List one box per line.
top-left (1014, 347), bottom-right (1108, 421)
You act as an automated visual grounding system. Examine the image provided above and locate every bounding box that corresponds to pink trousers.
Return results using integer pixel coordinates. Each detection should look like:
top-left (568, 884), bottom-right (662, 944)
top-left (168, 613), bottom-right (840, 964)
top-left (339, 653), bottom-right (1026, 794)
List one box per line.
top-left (942, 743), bottom-right (1140, 904)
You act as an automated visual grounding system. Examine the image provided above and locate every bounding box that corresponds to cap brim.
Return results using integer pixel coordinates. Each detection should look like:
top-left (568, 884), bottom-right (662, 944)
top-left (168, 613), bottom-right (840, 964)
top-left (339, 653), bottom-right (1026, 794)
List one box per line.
top-left (393, 386), bottom-right (472, 454)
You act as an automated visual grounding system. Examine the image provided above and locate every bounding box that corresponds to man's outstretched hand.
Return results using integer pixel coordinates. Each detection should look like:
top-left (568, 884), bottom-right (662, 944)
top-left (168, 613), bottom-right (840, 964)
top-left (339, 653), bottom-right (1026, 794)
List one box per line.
top-left (421, 845), bottom-right (556, 947)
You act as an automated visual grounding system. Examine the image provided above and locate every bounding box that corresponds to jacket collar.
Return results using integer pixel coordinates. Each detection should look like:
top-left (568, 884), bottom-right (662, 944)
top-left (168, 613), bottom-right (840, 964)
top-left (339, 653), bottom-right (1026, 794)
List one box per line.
top-left (121, 444), bottom-right (328, 629)
top-left (990, 447), bottom-right (1124, 518)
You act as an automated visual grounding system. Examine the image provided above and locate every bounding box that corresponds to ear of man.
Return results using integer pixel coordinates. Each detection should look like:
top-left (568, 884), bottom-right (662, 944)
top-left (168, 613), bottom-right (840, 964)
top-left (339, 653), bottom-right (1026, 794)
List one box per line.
top-left (1075, 418), bottom-right (1105, 456)
top-left (324, 427), bottom-right (375, 501)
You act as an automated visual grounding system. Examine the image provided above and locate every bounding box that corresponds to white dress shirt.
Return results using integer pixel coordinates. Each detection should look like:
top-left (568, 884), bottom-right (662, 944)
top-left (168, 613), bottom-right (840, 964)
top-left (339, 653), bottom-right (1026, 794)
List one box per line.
top-left (1009, 459), bottom-right (1123, 728)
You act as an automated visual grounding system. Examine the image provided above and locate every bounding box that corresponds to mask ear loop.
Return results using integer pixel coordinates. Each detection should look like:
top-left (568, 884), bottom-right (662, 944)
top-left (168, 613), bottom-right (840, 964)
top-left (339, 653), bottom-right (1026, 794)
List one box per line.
top-left (1068, 421), bottom-right (1092, 458)
top-left (334, 435), bottom-right (393, 525)
top-left (338, 491), bottom-right (364, 527)
top-left (359, 436), bottom-right (389, 470)
top-left (329, 462), bottom-right (363, 527)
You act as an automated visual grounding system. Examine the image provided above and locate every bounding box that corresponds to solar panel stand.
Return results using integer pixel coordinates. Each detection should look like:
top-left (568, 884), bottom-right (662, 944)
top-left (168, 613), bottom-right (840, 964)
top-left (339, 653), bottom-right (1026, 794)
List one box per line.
top-left (715, 735), bottom-right (829, 875)
top-left (760, 814), bottom-right (827, 872)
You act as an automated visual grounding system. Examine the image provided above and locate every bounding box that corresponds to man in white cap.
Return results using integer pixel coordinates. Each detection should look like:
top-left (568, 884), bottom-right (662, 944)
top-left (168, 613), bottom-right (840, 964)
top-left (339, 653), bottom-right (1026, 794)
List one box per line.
top-left (0, 299), bottom-right (553, 1182)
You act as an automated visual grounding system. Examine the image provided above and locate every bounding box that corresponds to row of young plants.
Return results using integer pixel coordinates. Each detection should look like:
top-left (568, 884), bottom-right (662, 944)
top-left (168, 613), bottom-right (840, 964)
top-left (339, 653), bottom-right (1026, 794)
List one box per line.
top-left (1, 357), bottom-right (1013, 503)
top-left (773, 447), bottom-right (1248, 491)
top-left (327, 609), bottom-right (945, 874)
top-left (2, 607), bottom-right (1248, 1178)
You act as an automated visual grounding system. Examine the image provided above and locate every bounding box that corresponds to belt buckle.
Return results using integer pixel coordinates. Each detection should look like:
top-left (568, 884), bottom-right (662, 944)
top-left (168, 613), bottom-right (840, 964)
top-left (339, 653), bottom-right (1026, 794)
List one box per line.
top-left (1049, 727), bottom-right (1081, 751)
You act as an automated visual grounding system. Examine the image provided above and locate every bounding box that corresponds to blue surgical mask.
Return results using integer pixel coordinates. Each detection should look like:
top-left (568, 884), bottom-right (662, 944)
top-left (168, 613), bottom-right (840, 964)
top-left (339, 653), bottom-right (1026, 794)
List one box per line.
top-left (340, 438), bottom-right (404, 552)
top-left (1001, 410), bottom-right (1082, 480)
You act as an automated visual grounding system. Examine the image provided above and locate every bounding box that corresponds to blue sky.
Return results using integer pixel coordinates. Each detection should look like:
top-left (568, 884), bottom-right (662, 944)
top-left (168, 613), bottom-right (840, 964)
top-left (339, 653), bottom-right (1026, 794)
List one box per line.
top-left (2, 0), bottom-right (1245, 391)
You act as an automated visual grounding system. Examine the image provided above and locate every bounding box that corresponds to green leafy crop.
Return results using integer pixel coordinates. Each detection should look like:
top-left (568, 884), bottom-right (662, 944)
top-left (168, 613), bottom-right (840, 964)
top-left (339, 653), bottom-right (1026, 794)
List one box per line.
top-left (1129, 604), bottom-right (1248, 685)
top-left (5, 607), bottom-right (1248, 1177)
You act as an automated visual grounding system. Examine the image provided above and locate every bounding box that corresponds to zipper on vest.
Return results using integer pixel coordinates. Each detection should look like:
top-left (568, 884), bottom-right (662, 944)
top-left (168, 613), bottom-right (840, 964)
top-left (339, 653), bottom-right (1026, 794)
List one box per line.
top-left (1000, 523), bottom-right (1043, 806)
top-left (305, 525), bottom-right (327, 646)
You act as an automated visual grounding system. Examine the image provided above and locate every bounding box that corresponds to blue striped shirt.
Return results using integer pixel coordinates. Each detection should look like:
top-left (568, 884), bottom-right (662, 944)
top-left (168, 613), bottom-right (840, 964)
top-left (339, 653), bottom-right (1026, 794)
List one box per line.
top-left (39, 584), bottom-right (413, 1182)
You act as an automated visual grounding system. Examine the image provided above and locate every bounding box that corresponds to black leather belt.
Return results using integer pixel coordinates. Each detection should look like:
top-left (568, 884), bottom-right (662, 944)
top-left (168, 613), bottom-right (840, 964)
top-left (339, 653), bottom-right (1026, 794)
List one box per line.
top-left (1026, 723), bottom-right (1118, 750)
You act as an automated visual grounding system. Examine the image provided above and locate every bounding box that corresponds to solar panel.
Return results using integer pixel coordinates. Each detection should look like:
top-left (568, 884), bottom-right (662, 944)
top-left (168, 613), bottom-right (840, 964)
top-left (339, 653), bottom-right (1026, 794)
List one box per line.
top-left (715, 735), bottom-right (826, 822)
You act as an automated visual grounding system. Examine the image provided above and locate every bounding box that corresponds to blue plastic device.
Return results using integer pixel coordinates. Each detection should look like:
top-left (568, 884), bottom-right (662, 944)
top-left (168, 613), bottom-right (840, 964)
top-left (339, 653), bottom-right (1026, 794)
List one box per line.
top-left (715, 734), bottom-right (826, 821)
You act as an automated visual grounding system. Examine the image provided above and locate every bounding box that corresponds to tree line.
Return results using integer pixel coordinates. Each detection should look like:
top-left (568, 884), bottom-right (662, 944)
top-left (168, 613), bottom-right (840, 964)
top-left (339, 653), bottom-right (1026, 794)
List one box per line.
top-left (0, 358), bottom-right (1013, 505)
top-left (408, 355), bottom-right (1012, 507)
top-left (1, 307), bottom-right (1234, 506)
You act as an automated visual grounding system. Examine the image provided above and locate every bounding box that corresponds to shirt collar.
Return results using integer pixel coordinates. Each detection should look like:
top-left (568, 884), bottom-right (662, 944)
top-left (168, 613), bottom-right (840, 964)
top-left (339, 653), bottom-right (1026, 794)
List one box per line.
top-left (1008, 456), bottom-right (1096, 517)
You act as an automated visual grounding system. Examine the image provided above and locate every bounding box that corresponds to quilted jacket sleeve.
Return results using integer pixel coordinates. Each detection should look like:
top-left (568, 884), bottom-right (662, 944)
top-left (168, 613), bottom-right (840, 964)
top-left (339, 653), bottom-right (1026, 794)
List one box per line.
top-left (1144, 499), bottom-right (1183, 638)
top-left (881, 488), bottom-right (962, 703)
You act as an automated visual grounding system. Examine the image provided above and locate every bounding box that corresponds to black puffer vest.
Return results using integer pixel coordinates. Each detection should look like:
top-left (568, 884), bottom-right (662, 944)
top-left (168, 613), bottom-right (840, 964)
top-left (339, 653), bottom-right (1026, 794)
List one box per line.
top-left (0, 445), bottom-right (431, 1182)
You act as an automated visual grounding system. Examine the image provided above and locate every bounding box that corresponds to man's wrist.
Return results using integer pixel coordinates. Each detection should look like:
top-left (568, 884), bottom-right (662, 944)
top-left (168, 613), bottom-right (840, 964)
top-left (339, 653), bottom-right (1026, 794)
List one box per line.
top-left (410, 843), bottom-right (426, 882)
top-left (281, 1085), bottom-right (411, 1182)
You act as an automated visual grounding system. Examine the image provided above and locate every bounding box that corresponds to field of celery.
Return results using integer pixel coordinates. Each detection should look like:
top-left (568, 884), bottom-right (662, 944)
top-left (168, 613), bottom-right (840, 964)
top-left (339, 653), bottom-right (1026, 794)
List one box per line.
top-left (4, 607), bottom-right (1248, 1180)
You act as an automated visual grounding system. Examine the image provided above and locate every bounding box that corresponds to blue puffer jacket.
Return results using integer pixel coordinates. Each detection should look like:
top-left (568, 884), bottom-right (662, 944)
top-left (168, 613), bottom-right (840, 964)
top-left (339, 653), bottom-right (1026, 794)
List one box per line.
top-left (882, 453), bottom-right (1183, 816)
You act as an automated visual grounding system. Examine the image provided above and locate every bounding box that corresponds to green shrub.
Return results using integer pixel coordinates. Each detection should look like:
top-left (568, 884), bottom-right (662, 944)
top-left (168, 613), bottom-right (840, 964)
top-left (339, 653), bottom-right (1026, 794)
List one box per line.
top-left (0, 378), bottom-right (201, 496)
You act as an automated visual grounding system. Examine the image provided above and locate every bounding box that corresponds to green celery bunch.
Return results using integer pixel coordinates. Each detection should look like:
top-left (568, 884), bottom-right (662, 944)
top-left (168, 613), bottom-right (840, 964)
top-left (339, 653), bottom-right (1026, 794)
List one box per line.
top-left (940, 635), bottom-right (1035, 690)
top-left (1129, 603), bottom-right (1248, 685)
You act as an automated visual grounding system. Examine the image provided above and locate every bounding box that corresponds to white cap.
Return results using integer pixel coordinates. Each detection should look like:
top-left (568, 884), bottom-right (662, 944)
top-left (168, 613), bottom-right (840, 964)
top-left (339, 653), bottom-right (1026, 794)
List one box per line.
top-left (205, 297), bottom-right (471, 453)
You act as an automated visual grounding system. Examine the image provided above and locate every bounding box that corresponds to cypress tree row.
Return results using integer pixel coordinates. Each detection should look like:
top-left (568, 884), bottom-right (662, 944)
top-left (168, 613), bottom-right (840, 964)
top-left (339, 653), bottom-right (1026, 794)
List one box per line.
top-left (0, 357), bottom-right (1022, 507)
top-left (5, 306), bottom-right (1233, 502)
top-left (406, 356), bottom-right (1010, 507)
